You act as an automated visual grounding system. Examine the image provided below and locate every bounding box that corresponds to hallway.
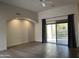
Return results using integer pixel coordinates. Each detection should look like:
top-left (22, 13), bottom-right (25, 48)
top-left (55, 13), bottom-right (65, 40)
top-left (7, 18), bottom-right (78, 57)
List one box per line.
top-left (0, 42), bottom-right (79, 58)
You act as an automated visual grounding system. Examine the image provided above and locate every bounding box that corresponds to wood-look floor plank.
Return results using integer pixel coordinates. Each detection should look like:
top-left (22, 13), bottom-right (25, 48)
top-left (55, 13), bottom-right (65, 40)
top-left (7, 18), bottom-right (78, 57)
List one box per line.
top-left (0, 42), bottom-right (79, 58)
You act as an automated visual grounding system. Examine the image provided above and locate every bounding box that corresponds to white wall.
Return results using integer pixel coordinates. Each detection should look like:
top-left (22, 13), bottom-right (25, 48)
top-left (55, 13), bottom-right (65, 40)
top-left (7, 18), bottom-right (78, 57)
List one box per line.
top-left (39, 4), bottom-right (75, 19)
top-left (76, 2), bottom-right (79, 47)
top-left (35, 4), bottom-right (79, 47)
top-left (0, 2), bottom-right (38, 51)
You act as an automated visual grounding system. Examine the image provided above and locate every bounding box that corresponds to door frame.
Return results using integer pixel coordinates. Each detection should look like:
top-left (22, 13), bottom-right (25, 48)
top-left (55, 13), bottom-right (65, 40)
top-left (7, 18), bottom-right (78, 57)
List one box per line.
top-left (46, 20), bottom-right (68, 46)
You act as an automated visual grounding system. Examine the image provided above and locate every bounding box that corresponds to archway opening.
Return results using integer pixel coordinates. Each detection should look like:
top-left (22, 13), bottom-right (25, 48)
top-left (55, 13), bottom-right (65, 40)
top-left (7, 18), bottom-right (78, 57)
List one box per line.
top-left (7, 18), bottom-right (35, 48)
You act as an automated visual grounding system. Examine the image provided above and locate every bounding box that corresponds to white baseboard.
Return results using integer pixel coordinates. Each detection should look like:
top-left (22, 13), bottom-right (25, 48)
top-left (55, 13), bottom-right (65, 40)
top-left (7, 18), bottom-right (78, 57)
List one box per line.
top-left (7, 41), bottom-right (28, 48)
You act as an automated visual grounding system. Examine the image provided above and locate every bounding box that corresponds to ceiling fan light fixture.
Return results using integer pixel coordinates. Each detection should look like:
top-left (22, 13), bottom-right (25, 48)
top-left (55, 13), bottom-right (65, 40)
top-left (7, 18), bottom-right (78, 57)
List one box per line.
top-left (40, 0), bottom-right (46, 2)
top-left (40, 0), bottom-right (46, 7)
top-left (41, 2), bottom-right (46, 7)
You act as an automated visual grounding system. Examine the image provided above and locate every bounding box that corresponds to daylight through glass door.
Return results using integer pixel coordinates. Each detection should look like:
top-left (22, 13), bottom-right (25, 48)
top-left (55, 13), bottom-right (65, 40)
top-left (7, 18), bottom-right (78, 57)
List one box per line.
top-left (46, 24), bottom-right (56, 43)
top-left (46, 23), bottom-right (68, 45)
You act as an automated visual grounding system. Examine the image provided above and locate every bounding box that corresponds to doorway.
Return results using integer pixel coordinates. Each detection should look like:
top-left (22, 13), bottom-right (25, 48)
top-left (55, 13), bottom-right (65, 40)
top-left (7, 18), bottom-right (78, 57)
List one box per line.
top-left (46, 22), bottom-right (68, 45)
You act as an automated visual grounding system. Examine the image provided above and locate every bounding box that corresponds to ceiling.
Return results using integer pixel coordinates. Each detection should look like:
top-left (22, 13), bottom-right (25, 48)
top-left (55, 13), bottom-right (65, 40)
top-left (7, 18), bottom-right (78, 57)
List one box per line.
top-left (0, 0), bottom-right (75, 12)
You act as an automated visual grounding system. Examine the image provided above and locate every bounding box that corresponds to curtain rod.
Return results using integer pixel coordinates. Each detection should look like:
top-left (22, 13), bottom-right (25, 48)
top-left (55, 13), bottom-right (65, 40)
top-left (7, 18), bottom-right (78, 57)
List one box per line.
top-left (43, 14), bottom-right (75, 20)
top-left (44, 15), bottom-right (68, 20)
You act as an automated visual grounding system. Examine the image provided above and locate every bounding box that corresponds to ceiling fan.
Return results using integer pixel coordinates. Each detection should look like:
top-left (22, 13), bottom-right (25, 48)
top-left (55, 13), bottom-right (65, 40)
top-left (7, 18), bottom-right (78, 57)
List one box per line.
top-left (40, 0), bottom-right (55, 7)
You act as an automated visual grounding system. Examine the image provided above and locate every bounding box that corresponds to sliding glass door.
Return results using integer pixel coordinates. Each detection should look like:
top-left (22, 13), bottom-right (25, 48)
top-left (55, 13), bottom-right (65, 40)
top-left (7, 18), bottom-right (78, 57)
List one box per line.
top-left (46, 24), bottom-right (56, 43)
top-left (57, 23), bottom-right (68, 45)
top-left (46, 22), bottom-right (68, 45)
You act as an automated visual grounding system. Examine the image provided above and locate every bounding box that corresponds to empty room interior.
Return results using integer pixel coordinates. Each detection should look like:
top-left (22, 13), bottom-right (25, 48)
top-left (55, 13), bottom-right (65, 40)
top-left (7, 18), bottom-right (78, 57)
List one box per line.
top-left (0, 0), bottom-right (79, 58)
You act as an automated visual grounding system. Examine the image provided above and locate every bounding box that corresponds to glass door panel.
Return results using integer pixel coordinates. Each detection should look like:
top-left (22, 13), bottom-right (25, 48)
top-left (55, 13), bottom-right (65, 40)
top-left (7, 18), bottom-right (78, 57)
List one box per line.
top-left (57, 23), bottom-right (68, 45)
top-left (46, 24), bottom-right (56, 43)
